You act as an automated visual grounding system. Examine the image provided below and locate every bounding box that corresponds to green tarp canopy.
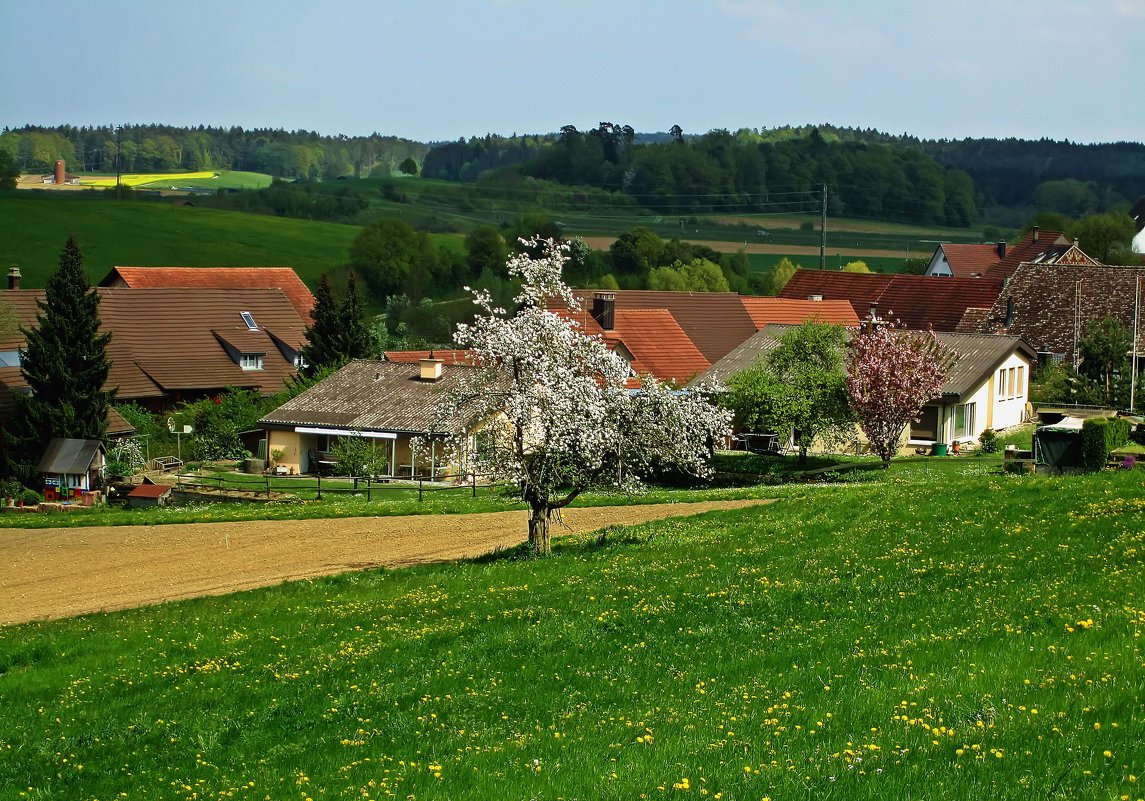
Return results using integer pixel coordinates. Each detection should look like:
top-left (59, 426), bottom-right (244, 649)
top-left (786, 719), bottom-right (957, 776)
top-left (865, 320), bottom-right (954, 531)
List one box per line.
top-left (1034, 417), bottom-right (1085, 467)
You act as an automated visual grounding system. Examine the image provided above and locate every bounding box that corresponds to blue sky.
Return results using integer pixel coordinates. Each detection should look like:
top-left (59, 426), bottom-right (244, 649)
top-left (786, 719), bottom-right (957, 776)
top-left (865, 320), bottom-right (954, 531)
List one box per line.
top-left (1, 0), bottom-right (1140, 144)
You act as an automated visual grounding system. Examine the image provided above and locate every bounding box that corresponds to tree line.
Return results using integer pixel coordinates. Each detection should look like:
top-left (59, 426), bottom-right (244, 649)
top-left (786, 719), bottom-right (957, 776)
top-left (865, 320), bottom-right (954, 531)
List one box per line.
top-left (0, 124), bottom-right (427, 180)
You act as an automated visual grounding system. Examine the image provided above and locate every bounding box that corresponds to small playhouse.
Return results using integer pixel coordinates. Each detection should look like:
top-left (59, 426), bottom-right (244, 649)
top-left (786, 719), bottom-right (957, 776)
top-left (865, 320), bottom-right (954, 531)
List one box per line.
top-left (37, 438), bottom-right (105, 502)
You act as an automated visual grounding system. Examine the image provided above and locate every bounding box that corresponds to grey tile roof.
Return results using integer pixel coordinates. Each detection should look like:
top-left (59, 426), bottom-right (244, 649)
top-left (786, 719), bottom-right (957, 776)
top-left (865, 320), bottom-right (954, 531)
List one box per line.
top-left (259, 359), bottom-right (476, 434)
top-left (695, 324), bottom-right (1033, 402)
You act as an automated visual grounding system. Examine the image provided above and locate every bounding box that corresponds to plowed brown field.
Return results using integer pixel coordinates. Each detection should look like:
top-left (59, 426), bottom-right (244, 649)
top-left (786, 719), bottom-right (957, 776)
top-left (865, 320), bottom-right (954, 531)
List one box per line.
top-left (1, 499), bottom-right (770, 625)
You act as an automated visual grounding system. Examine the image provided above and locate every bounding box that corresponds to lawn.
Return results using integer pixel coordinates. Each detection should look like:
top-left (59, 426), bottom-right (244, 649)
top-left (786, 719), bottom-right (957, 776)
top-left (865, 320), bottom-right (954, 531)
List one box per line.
top-left (0, 194), bottom-right (358, 289)
top-left (0, 465), bottom-right (1140, 800)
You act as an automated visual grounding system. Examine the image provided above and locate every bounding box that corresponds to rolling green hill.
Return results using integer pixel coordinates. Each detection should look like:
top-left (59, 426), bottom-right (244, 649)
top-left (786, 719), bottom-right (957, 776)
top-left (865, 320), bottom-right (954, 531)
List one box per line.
top-left (0, 194), bottom-right (359, 288)
top-left (0, 465), bottom-right (1141, 800)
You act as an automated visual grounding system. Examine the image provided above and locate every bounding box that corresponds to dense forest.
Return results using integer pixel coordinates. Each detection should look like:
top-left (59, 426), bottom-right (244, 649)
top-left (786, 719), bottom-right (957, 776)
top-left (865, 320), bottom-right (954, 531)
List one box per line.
top-left (421, 124), bottom-right (1145, 227)
top-left (0, 125), bottom-right (427, 179)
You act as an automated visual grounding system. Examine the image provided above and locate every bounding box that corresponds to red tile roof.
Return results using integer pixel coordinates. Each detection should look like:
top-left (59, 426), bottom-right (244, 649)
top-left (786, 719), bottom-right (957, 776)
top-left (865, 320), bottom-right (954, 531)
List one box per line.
top-left (101, 267), bottom-right (315, 319)
top-left (740, 296), bottom-right (859, 328)
top-left (983, 229), bottom-right (1074, 281)
top-left (128, 483), bottom-right (172, 499)
top-left (567, 290), bottom-right (756, 363)
top-left (778, 270), bottom-right (1004, 331)
top-left (940, 243), bottom-right (1001, 278)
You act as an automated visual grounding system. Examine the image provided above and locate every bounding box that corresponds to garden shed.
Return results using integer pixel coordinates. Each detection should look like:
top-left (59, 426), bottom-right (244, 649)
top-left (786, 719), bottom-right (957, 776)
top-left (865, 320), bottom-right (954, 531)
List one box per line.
top-left (38, 438), bottom-right (105, 501)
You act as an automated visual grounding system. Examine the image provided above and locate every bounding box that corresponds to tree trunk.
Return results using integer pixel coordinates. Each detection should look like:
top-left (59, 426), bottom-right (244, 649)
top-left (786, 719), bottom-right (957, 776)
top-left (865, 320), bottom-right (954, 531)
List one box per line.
top-left (528, 505), bottom-right (552, 556)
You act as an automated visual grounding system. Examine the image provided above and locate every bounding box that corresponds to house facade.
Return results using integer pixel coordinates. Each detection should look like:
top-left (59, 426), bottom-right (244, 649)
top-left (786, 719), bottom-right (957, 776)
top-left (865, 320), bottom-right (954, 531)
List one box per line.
top-left (259, 357), bottom-right (481, 479)
top-left (697, 325), bottom-right (1034, 452)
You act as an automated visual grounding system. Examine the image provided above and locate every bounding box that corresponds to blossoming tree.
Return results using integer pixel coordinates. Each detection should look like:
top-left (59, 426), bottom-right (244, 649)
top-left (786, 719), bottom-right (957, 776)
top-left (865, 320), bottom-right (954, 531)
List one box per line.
top-left (845, 323), bottom-right (952, 466)
top-left (431, 239), bottom-right (732, 555)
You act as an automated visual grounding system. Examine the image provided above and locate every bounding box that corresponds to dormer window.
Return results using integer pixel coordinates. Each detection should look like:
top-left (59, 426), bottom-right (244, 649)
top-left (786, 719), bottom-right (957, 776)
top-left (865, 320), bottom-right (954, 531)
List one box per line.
top-left (0, 350), bottom-right (21, 368)
top-left (240, 353), bottom-right (264, 370)
top-left (240, 311), bottom-right (258, 331)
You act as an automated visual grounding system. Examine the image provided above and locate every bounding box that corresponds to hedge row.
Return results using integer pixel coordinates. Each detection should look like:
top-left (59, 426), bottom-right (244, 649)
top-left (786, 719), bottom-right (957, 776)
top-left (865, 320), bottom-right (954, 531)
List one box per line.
top-left (1080, 417), bottom-right (1131, 470)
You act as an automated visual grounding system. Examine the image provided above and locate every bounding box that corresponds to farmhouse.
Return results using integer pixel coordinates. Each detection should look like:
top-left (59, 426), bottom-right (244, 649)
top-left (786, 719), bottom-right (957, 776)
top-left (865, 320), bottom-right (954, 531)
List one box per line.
top-left (962, 261), bottom-right (1145, 368)
top-left (259, 357), bottom-right (482, 478)
top-left (923, 228), bottom-right (1092, 279)
top-left (778, 271), bottom-right (1004, 331)
top-left (100, 266), bottom-right (316, 319)
top-left (1, 286), bottom-right (308, 410)
top-left (697, 324), bottom-right (1035, 452)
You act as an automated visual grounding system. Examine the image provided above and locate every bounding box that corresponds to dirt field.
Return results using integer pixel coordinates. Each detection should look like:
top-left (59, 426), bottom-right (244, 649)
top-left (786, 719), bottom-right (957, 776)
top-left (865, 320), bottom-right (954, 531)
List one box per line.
top-left (580, 236), bottom-right (908, 259)
top-left (0, 500), bottom-right (770, 625)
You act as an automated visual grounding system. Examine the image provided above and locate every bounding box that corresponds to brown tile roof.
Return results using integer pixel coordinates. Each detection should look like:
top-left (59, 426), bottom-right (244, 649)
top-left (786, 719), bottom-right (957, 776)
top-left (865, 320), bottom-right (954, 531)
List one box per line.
top-left (983, 229), bottom-right (1076, 281)
top-left (566, 290), bottom-right (757, 363)
top-left (1, 287), bottom-right (306, 403)
top-left (101, 267), bottom-right (315, 319)
top-left (778, 271), bottom-right (1004, 331)
top-left (260, 359), bottom-right (476, 434)
top-left (968, 262), bottom-right (1145, 364)
top-left (128, 483), bottom-right (172, 499)
top-left (696, 324), bottom-right (1033, 402)
top-left (940, 243), bottom-right (1001, 278)
top-left (740, 296), bottom-right (859, 328)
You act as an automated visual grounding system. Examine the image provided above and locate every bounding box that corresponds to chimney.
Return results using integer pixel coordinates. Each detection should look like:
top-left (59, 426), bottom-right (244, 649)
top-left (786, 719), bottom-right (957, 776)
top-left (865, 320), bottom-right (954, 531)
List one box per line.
top-left (808, 293), bottom-right (824, 302)
top-left (419, 351), bottom-right (444, 382)
top-left (996, 241), bottom-right (1007, 260)
top-left (1005, 297), bottom-right (1014, 329)
top-left (6, 266), bottom-right (20, 291)
top-left (591, 291), bottom-right (615, 331)
top-left (1032, 225), bottom-right (1040, 242)
top-left (54, 160), bottom-right (65, 185)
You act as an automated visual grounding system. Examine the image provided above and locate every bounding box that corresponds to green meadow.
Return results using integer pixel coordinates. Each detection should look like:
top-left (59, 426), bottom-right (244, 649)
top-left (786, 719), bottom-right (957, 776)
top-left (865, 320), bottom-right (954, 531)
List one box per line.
top-left (0, 194), bottom-right (358, 289)
top-left (0, 464), bottom-right (1141, 800)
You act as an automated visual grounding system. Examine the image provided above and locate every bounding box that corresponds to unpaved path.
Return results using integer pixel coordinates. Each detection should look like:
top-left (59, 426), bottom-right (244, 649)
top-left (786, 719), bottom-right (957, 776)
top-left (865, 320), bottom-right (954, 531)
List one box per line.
top-left (0, 500), bottom-right (770, 625)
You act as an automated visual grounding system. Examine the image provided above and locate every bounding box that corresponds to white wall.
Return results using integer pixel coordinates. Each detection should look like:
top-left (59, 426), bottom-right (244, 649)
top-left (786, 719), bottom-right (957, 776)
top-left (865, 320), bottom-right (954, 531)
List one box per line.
top-left (941, 351), bottom-right (1030, 445)
top-left (923, 247), bottom-right (952, 277)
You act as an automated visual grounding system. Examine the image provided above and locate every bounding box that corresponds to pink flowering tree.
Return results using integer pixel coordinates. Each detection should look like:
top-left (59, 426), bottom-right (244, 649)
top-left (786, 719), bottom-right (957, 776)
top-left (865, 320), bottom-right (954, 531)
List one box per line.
top-left (430, 239), bottom-right (731, 556)
top-left (845, 323), bottom-right (952, 466)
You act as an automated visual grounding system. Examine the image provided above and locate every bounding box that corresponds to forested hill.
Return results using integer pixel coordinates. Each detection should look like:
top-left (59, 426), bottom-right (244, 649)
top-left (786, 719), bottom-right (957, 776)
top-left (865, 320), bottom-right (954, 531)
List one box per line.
top-left (0, 125), bottom-right (428, 180)
top-left (424, 124), bottom-right (1145, 227)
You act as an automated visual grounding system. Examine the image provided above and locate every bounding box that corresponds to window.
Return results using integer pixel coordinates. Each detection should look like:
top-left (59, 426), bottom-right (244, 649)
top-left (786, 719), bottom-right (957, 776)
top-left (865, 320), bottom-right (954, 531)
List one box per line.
top-left (0, 350), bottom-right (21, 368)
top-left (240, 311), bottom-right (258, 331)
top-left (1016, 366), bottom-right (1025, 397)
top-left (954, 402), bottom-right (976, 440)
top-left (293, 353), bottom-right (308, 369)
top-left (240, 353), bottom-right (264, 370)
top-left (997, 369), bottom-right (1006, 399)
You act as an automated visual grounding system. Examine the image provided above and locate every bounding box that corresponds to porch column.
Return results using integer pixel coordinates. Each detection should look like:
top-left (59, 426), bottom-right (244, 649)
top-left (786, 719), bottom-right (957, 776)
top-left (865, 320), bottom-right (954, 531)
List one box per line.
top-left (390, 438), bottom-right (396, 478)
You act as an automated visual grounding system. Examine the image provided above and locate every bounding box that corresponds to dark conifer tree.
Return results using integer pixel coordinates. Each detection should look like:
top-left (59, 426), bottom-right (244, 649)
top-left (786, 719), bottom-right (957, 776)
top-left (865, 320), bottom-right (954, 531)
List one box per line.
top-left (339, 271), bottom-right (373, 360)
top-left (299, 274), bottom-right (345, 378)
top-left (2, 237), bottom-right (112, 482)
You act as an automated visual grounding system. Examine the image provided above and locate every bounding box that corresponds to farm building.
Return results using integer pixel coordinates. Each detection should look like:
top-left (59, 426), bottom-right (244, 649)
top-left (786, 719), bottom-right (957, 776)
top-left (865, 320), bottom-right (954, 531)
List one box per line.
top-left (127, 480), bottom-right (173, 508)
top-left (259, 356), bottom-right (485, 479)
top-left (100, 266), bottom-right (316, 320)
top-left (1, 285), bottom-right (309, 410)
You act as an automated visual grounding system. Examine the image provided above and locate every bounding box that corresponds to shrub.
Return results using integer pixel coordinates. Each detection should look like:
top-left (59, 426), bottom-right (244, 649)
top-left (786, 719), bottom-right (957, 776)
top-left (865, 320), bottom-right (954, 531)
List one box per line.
top-left (20, 488), bottom-right (41, 505)
top-left (0, 478), bottom-right (22, 500)
top-left (978, 428), bottom-right (999, 454)
top-left (1079, 417), bottom-right (1131, 470)
top-left (1122, 454), bottom-right (1137, 470)
top-left (1131, 423), bottom-right (1145, 446)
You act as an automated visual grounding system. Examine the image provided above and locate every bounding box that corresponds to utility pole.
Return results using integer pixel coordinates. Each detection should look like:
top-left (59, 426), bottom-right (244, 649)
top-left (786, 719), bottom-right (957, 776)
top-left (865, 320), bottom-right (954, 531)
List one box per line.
top-left (115, 125), bottom-right (122, 200)
top-left (819, 184), bottom-right (827, 270)
top-left (1131, 275), bottom-right (1141, 412)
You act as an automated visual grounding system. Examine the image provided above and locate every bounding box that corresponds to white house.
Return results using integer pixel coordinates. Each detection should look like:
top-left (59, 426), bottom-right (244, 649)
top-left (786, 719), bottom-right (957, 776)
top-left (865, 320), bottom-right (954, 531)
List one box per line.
top-left (695, 326), bottom-right (1035, 452)
top-left (908, 334), bottom-right (1035, 448)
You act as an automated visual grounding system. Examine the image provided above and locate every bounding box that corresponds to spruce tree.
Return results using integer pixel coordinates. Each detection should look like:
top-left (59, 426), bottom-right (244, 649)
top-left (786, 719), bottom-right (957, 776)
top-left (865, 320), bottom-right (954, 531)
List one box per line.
top-left (340, 271), bottom-right (374, 360)
top-left (299, 274), bottom-right (345, 378)
top-left (3, 237), bottom-right (112, 481)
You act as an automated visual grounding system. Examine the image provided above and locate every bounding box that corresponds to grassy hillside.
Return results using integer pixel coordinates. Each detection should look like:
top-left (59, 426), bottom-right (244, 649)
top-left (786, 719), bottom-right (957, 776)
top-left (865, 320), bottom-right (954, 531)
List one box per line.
top-left (0, 194), bottom-right (358, 288)
top-left (0, 465), bottom-right (1141, 800)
